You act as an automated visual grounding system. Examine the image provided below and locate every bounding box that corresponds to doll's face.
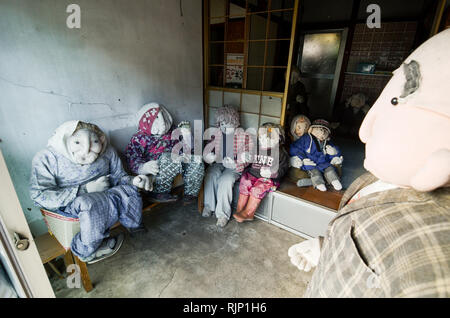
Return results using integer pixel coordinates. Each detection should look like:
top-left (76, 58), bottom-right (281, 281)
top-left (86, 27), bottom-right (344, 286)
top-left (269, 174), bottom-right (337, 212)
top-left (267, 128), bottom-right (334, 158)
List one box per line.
top-left (294, 120), bottom-right (308, 137)
top-left (220, 121), bottom-right (237, 134)
top-left (310, 127), bottom-right (329, 142)
top-left (67, 129), bottom-right (103, 165)
top-left (151, 111), bottom-right (168, 135)
top-left (258, 127), bottom-right (279, 150)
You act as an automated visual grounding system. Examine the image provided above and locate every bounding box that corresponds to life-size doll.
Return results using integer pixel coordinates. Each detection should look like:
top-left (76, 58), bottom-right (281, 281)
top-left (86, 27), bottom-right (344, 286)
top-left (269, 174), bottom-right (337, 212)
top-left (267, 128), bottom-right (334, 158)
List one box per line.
top-left (125, 103), bottom-right (204, 203)
top-left (202, 105), bottom-right (253, 228)
top-left (333, 92), bottom-right (371, 137)
top-left (233, 123), bottom-right (289, 223)
top-left (30, 121), bottom-right (151, 263)
top-left (289, 29), bottom-right (450, 297)
top-left (289, 119), bottom-right (343, 191)
top-left (287, 115), bottom-right (313, 187)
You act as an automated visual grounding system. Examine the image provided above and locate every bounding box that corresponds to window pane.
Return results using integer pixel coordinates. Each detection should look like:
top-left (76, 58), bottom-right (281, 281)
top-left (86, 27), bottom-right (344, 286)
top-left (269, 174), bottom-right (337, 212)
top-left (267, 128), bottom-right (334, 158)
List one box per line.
top-left (224, 91), bottom-right (241, 107)
top-left (209, 21), bottom-right (225, 41)
top-left (248, 41), bottom-right (265, 66)
top-left (225, 53), bottom-right (244, 88)
top-left (268, 11), bottom-right (293, 39)
top-left (266, 41), bottom-right (290, 66)
top-left (240, 112), bottom-right (260, 130)
top-left (259, 115), bottom-right (280, 126)
top-left (300, 33), bottom-right (341, 74)
top-left (249, 13), bottom-right (268, 40)
top-left (246, 67), bottom-right (263, 90)
top-left (261, 95), bottom-right (282, 117)
top-left (229, 0), bottom-right (246, 17)
top-left (247, 0), bottom-right (268, 12)
top-left (241, 93), bottom-right (261, 113)
top-left (270, 0), bottom-right (295, 10)
top-left (263, 68), bottom-right (286, 92)
top-left (208, 107), bottom-right (218, 127)
top-left (209, 43), bottom-right (224, 65)
top-left (209, 66), bottom-right (225, 87)
top-left (210, 0), bottom-right (226, 18)
top-left (208, 90), bottom-right (223, 107)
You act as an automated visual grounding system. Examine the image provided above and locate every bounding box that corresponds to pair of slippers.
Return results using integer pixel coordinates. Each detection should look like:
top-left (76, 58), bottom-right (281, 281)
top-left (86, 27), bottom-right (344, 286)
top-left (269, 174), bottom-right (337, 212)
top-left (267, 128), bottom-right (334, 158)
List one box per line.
top-left (80, 233), bottom-right (125, 264)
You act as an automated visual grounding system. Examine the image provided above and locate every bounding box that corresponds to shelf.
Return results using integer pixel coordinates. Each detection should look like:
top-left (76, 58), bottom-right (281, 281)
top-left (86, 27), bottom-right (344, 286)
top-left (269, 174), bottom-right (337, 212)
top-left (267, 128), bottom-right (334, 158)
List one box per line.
top-left (345, 72), bottom-right (392, 77)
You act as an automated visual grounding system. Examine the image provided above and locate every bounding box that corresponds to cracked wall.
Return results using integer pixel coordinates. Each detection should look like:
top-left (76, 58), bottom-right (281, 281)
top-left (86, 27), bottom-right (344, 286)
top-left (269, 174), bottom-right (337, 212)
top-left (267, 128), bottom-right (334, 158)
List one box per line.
top-left (0, 0), bottom-right (203, 235)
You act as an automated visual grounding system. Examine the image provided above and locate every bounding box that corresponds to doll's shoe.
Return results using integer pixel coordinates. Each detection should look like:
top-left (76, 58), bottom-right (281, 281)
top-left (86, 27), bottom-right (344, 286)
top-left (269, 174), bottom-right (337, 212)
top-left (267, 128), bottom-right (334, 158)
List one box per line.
top-left (331, 180), bottom-right (343, 191)
top-left (216, 217), bottom-right (229, 228)
top-left (233, 212), bottom-right (254, 223)
top-left (316, 184), bottom-right (327, 192)
top-left (147, 192), bottom-right (179, 203)
top-left (81, 233), bottom-right (125, 264)
top-left (202, 207), bottom-right (212, 218)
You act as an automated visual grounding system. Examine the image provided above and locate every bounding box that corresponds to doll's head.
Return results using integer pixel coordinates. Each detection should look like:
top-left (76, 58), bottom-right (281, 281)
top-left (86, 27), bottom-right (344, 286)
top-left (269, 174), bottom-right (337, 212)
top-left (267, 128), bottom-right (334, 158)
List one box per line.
top-left (48, 121), bottom-right (107, 165)
top-left (309, 119), bottom-right (331, 142)
top-left (346, 93), bottom-right (367, 109)
top-left (359, 29), bottom-right (450, 191)
top-left (258, 123), bottom-right (284, 150)
top-left (290, 115), bottom-right (311, 140)
top-left (215, 105), bottom-right (240, 134)
top-left (137, 103), bottom-right (173, 136)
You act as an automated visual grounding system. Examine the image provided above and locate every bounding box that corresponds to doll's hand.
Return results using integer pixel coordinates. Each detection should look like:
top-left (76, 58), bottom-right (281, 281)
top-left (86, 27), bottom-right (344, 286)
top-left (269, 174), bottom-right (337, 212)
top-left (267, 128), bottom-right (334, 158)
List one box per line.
top-left (139, 160), bottom-right (159, 175)
top-left (223, 156), bottom-right (236, 170)
top-left (296, 95), bottom-right (305, 104)
top-left (325, 145), bottom-right (338, 156)
top-left (260, 167), bottom-right (272, 178)
top-left (303, 158), bottom-right (317, 167)
top-left (204, 152), bottom-right (216, 164)
top-left (288, 238), bottom-right (321, 272)
top-left (331, 156), bottom-right (343, 165)
top-left (86, 175), bottom-right (110, 193)
top-left (290, 156), bottom-right (303, 168)
top-left (132, 175), bottom-right (152, 191)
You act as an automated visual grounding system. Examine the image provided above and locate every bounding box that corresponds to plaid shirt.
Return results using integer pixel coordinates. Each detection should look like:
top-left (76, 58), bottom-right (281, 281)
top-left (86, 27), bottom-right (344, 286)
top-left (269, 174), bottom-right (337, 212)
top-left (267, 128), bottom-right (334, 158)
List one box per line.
top-left (206, 128), bottom-right (254, 173)
top-left (305, 172), bottom-right (450, 298)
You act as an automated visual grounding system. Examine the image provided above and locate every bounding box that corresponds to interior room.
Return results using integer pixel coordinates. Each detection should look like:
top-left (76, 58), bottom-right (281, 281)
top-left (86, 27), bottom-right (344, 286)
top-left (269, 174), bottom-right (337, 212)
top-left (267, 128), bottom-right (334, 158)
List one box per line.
top-left (0, 0), bottom-right (448, 299)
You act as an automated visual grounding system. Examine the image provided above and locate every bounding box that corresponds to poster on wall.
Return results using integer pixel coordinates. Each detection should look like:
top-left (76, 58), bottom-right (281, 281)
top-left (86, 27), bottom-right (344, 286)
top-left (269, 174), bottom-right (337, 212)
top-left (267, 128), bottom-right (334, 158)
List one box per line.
top-left (226, 53), bottom-right (244, 88)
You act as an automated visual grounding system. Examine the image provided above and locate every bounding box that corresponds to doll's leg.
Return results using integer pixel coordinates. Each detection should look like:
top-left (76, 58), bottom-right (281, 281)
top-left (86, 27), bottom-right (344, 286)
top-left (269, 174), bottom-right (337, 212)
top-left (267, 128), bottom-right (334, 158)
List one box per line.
top-left (203, 163), bottom-right (224, 216)
top-left (153, 153), bottom-right (182, 194)
top-left (234, 178), bottom-right (271, 222)
top-left (236, 172), bottom-right (253, 213)
top-left (324, 166), bottom-right (342, 191)
top-left (181, 160), bottom-right (205, 196)
top-left (308, 169), bottom-right (327, 192)
top-left (215, 168), bottom-right (240, 225)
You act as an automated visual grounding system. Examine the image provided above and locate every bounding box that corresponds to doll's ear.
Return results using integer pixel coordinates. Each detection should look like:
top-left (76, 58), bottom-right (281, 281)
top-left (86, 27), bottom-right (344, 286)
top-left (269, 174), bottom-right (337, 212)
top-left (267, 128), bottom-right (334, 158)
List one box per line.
top-left (410, 149), bottom-right (450, 192)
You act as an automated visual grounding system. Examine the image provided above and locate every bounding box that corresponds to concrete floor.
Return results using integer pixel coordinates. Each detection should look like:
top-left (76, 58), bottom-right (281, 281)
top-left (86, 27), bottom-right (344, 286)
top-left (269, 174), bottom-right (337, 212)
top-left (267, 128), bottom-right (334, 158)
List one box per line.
top-left (50, 201), bottom-right (313, 298)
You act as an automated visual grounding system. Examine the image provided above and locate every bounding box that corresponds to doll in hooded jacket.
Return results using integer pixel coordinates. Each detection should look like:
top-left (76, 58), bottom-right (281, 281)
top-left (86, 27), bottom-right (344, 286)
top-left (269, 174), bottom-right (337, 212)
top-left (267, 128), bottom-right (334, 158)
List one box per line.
top-left (125, 103), bottom-right (204, 203)
top-left (30, 121), bottom-right (152, 263)
top-left (233, 123), bottom-right (289, 222)
top-left (289, 119), bottom-right (343, 192)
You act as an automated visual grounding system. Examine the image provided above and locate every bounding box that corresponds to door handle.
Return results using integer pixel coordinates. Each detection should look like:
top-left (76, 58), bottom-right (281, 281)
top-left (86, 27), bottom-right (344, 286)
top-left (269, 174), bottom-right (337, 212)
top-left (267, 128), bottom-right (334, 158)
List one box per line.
top-left (13, 232), bottom-right (29, 251)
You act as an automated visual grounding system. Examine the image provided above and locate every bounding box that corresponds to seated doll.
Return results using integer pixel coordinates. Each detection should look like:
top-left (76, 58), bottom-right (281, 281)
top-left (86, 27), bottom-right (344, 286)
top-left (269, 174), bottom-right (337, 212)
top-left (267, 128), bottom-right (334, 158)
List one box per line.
top-left (287, 115), bottom-right (313, 188)
top-left (30, 121), bottom-right (151, 263)
top-left (202, 105), bottom-right (253, 228)
top-left (289, 119), bottom-right (343, 192)
top-left (125, 103), bottom-right (204, 203)
top-left (333, 93), bottom-right (371, 137)
top-left (234, 123), bottom-right (289, 223)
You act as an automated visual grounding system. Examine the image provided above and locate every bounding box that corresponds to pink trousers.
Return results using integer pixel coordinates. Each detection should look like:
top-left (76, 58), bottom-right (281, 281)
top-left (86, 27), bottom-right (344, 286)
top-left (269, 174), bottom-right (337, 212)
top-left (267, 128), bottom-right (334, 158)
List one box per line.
top-left (239, 172), bottom-right (279, 199)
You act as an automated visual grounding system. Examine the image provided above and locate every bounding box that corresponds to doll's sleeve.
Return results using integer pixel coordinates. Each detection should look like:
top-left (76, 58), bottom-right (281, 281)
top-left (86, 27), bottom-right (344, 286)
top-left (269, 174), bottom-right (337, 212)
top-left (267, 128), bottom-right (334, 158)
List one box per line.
top-left (108, 147), bottom-right (133, 186)
top-left (125, 135), bottom-right (148, 175)
top-left (289, 139), bottom-right (307, 160)
top-left (327, 140), bottom-right (342, 159)
top-left (29, 150), bottom-right (80, 211)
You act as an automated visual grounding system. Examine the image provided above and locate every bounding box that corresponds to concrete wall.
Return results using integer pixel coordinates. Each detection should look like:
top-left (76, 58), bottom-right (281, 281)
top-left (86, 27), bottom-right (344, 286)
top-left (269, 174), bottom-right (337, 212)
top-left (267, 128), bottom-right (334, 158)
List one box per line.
top-left (0, 0), bottom-right (203, 235)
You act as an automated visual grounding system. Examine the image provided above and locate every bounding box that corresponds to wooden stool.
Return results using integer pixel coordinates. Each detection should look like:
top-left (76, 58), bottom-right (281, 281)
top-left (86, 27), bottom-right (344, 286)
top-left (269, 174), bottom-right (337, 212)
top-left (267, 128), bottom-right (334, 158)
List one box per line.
top-left (35, 233), bottom-right (93, 292)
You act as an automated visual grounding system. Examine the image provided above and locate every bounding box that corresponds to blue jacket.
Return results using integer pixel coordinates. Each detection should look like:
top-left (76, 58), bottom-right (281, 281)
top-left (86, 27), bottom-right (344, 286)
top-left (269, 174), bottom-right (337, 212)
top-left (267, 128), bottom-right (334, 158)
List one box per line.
top-left (289, 133), bottom-right (341, 172)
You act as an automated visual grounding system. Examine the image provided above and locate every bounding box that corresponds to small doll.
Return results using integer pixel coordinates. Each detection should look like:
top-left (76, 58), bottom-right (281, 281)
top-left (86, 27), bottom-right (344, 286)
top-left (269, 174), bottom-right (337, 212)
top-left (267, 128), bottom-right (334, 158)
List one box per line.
top-left (125, 103), bottom-right (204, 203)
top-left (202, 105), bottom-right (253, 228)
top-left (287, 115), bottom-right (314, 187)
top-left (289, 119), bottom-right (343, 192)
top-left (333, 93), bottom-right (371, 137)
top-left (233, 123), bottom-right (289, 222)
